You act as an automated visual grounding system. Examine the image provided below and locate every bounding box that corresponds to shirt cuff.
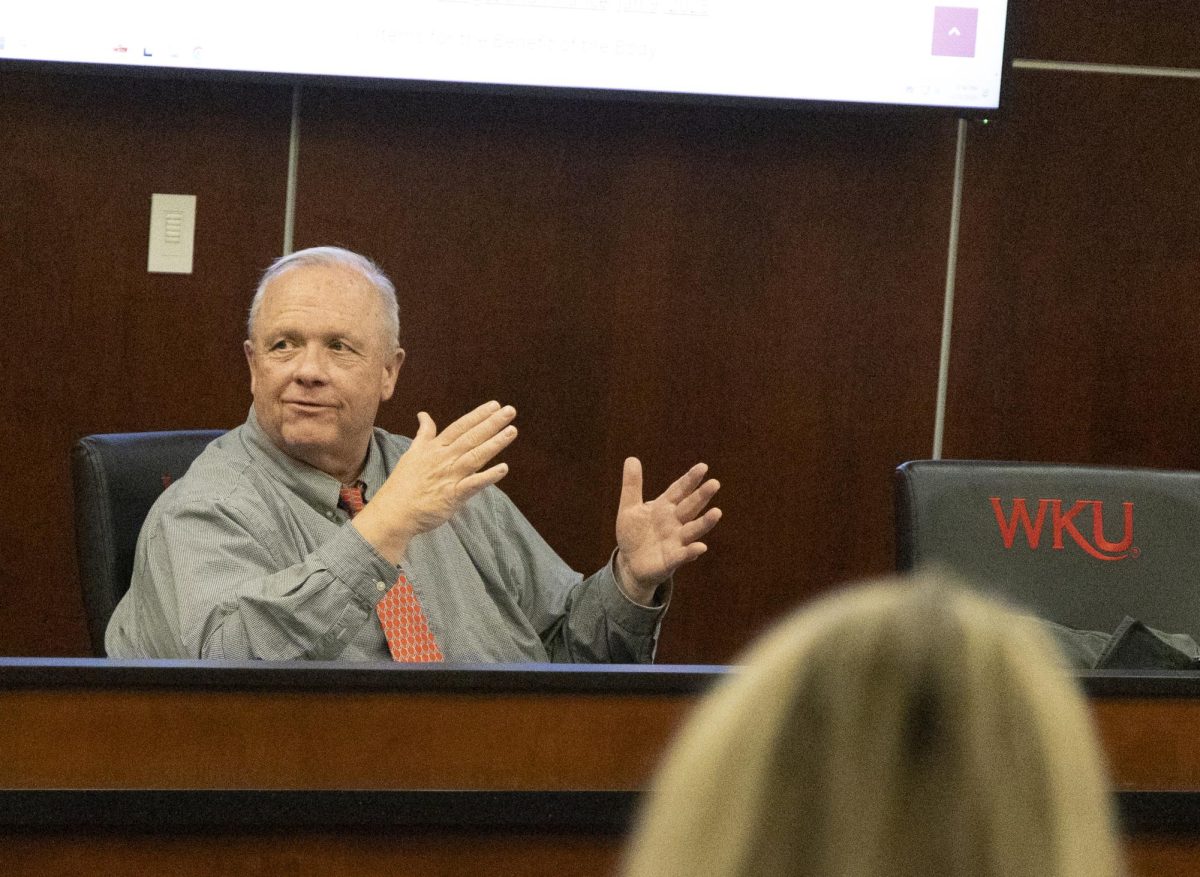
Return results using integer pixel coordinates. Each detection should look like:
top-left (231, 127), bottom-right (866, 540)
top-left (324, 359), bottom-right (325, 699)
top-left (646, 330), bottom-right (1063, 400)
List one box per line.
top-left (600, 551), bottom-right (671, 636)
top-left (315, 523), bottom-right (401, 609)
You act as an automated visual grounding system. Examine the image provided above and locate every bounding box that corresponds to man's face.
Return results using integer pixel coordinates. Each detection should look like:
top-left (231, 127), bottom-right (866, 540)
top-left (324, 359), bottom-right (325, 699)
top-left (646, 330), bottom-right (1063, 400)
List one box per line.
top-left (244, 264), bottom-right (403, 483)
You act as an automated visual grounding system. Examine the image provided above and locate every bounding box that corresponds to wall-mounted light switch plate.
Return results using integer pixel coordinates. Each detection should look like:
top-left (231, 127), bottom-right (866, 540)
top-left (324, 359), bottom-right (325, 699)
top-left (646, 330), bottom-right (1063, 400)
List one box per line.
top-left (147, 193), bottom-right (196, 274)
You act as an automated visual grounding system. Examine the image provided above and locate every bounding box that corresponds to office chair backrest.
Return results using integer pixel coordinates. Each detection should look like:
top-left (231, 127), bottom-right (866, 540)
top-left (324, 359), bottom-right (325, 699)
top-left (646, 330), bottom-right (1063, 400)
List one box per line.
top-left (895, 459), bottom-right (1200, 638)
top-left (71, 430), bottom-right (224, 656)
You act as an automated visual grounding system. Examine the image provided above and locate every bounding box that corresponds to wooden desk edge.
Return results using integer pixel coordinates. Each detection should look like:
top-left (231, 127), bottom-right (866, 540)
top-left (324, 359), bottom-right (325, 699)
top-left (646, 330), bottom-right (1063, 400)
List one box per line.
top-left (0, 658), bottom-right (729, 694)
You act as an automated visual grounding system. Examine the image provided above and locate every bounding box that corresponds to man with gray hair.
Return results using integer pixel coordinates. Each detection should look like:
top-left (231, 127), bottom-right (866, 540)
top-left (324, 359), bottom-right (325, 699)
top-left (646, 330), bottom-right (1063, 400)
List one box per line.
top-left (105, 246), bottom-right (722, 662)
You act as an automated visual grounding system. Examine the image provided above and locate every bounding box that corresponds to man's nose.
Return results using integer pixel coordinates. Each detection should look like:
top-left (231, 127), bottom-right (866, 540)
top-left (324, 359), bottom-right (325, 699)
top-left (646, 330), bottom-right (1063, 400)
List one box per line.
top-left (292, 345), bottom-right (329, 383)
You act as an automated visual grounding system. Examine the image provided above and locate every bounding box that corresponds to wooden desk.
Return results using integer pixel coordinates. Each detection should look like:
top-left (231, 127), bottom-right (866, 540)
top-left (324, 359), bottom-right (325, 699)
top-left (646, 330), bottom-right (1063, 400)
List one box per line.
top-left (2, 662), bottom-right (1199, 876)
top-left (0, 660), bottom-right (718, 876)
top-left (1083, 671), bottom-right (1200, 874)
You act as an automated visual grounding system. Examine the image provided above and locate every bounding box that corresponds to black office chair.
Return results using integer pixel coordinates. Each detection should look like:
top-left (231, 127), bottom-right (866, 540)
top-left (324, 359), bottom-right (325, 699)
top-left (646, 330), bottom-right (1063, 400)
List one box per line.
top-left (894, 459), bottom-right (1200, 640)
top-left (71, 430), bottom-right (224, 656)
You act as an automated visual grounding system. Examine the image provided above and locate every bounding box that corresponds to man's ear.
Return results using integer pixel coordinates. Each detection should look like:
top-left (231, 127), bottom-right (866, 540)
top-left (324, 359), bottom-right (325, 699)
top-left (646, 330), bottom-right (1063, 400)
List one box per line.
top-left (380, 347), bottom-right (405, 402)
top-left (243, 339), bottom-right (257, 396)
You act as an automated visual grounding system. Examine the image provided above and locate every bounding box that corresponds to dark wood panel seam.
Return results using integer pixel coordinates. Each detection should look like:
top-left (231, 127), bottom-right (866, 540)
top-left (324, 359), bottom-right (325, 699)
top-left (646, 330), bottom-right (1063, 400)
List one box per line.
top-left (0, 790), bottom-right (636, 832)
top-left (1080, 671), bottom-right (1200, 698)
top-left (0, 789), bottom-right (1188, 835)
top-left (1119, 792), bottom-right (1200, 834)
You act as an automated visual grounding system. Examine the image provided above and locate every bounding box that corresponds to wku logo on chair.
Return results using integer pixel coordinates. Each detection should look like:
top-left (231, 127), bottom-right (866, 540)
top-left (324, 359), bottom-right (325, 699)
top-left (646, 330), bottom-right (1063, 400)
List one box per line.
top-left (989, 498), bottom-right (1136, 561)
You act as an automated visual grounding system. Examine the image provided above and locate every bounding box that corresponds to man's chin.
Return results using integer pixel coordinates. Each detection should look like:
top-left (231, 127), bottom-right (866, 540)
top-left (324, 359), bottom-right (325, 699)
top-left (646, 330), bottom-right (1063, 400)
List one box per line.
top-left (276, 427), bottom-right (342, 468)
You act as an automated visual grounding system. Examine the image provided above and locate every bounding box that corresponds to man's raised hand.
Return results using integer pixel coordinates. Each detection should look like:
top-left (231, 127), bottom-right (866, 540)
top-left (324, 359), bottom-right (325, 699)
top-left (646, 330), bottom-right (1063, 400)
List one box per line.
top-left (353, 401), bottom-right (517, 563)
top-left (614, 457), bottom-right (722, 605)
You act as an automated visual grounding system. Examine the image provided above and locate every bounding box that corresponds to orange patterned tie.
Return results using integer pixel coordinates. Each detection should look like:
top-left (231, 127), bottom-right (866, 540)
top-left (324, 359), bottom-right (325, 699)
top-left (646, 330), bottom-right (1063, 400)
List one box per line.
top-left (338, 484), bottom-right (445, 663)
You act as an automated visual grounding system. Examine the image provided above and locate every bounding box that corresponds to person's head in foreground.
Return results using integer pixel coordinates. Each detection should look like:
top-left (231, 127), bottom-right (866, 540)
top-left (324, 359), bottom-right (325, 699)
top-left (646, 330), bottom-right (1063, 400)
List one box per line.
top-left (623, 574), bottom-right (1123, 877)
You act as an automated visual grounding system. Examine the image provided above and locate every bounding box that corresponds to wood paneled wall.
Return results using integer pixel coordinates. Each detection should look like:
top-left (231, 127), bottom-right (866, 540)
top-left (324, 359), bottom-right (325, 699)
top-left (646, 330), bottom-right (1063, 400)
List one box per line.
top-left (948, 75), bottom-right (1200, 467)
top-left (1, 0), bottom-right (1194, 659)
top-left (293, 90), bottom-right (952, 661)
top-left (1, 71), bottom-right (291, 656)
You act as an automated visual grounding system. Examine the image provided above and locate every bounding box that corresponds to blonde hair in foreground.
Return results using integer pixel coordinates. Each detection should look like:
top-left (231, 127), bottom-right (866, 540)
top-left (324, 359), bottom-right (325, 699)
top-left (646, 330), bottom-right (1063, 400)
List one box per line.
top-left (623, 574), bottom-right (1123, 877)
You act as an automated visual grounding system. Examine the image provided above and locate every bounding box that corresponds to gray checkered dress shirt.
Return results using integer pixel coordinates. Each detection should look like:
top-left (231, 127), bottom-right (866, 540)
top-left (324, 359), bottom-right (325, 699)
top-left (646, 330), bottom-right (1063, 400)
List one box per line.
top-left (105, 410), bottom-right (667, 662)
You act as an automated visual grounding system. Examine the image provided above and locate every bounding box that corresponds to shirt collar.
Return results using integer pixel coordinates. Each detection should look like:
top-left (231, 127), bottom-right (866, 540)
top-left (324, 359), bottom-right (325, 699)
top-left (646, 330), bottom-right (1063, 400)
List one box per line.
top-left (242, 407), bottom-right (387, 514)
